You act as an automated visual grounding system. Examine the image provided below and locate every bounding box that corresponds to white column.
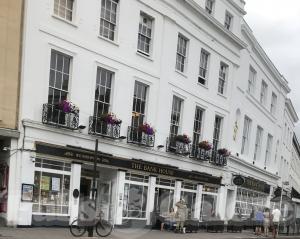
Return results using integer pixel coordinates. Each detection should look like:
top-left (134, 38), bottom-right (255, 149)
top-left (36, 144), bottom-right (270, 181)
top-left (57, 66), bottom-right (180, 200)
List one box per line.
top-left (115, 170), bottom-right (125, 225)
top-left (174, 180), bottom-right (182, 208)
top-left (69, 163), bottom-right (81, 224)
top-left (216, 186), bottom-right (227, 220)
top-left (225, 185), bottom-right (237, 220)
top-left (6, 139), bottom-right (21, 226)
top-left (266, 186), bottom-right (273, 208)
top-left (194, 184), bottom-right (203, 220)
top-left (146, 176), bottom-right (156, 225)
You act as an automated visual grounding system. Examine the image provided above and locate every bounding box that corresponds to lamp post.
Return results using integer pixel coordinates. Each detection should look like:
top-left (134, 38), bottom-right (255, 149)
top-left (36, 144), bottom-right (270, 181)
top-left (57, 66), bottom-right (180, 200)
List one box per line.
top-left (87, 139), bottom-right (98, 237)
top-left (278, 181), bottom-right (289, 237)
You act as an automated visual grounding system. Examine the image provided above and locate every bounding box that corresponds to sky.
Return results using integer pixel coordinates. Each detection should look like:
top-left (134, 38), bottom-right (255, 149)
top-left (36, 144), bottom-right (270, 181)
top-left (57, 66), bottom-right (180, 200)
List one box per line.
top-left (244, 0), bottom-right (300, 137)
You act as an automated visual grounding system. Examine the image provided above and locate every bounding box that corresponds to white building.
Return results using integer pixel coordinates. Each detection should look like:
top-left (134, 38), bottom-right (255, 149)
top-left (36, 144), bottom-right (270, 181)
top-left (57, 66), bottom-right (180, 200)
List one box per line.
top-left (5, 0), bottom-right (298, 227)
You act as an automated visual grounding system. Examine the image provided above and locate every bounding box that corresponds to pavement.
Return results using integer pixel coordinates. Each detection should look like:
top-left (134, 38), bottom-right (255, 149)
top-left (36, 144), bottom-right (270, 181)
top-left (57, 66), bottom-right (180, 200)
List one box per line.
top-left (1, 227), bottom-right (300, 239)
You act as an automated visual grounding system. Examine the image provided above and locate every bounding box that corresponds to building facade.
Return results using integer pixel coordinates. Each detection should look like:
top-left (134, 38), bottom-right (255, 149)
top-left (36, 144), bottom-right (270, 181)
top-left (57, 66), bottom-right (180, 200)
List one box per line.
top-left (0, 0), bottom-right (23, 225)
top-left (4, 0), bottom-right (299, 227)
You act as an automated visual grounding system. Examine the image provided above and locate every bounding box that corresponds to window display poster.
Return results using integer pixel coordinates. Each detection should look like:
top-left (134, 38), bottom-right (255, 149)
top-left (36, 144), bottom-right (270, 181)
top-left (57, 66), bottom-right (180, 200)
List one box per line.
top-left (41, 176), bottom-right (50, 191)
top-left (21, 184), bottom-right (34, 202)
top-left (52, 177), bottom-right (60, 191)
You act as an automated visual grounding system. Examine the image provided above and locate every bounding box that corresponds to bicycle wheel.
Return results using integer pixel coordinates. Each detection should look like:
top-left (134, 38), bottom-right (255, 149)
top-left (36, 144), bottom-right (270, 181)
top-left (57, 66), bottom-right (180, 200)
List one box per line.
top-left (95, 219), bottom-right (113, 237)
top-left (70, 219), bottom-right (86, 237)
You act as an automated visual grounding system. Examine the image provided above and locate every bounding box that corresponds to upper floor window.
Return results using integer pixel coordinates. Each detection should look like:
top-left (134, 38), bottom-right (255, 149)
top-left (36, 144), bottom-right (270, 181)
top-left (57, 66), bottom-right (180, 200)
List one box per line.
top-left (253, 126), bottom-right (263, 162)
top-left (260, 80), bottom-right (268, 105)
top-left (192, 107), bottom-right (204, 150)
top-left (54, 0), bottom-right (74, 21)
top-left (93, 67), bottom-right (113, 117)
top-left (48, 50), bottom-right (71, 106)
top-left (218, 62), bottom-right (228, 95)
top-left (212, 116), bottom-right (223, 151)
top-left (265, 134), bottom-right (273, 167)
top-left (224, 11), bottom-right (233, 30)
top-left (270, 92), bottom-right (277, 115)
top-left (205, 0), bottom-right (214, 14)
top-left (131, 81), bottom-right (148, 128)
top-left (137, 13), bottom-right (153, 56)
top-left (248, 66), bottom-right (256, 95)
top-left (169, 96), bottom-right (183, 138)
top-left (241, 116), bottom-right (252, 155)
top-left (100, 0), bottom-right (118, 41)
top-left (176, 34), bottom-right (188, 73)
top-left (198, 49), bottom-right (210, 85)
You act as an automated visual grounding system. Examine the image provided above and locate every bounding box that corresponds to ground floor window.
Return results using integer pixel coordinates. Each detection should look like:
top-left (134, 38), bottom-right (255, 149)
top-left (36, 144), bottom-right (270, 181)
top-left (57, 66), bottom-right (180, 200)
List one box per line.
top-left (123, 172), bottom-right (148, 219)
top-left (32, 159), bottom-right (71, 215)
top-left (154, 187), bottom-right (174, 214)
top-left (235, 187), bottom-right (268, 217)
top-left (180, 191), bottom-right (196, 218)
top-left (200, 193), bottom-right (217, 221)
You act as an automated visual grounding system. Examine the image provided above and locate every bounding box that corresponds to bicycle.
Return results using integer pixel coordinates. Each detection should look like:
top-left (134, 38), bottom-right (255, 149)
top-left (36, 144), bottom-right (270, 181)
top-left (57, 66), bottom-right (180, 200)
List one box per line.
top-left (70, 211), bottom-right (113, 237)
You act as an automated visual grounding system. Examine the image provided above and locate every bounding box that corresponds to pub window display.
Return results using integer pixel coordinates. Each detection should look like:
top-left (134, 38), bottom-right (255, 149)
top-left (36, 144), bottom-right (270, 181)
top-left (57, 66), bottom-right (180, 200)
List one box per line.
top-left (32, 159), bottom-right (71, 215)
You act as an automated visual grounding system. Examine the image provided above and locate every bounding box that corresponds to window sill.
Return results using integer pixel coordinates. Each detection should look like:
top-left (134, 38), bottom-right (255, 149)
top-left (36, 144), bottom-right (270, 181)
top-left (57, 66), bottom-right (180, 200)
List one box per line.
top-left (51, 14), bottom-right (78, 28)
top-left (136, 51), bottom-right (153, 61)
top-left (217, 92), bottom-right (227, 99)
top-left (98, 35), bottom-right (119, 46)
top-left (197, 82), bottom-right (208, 89)
top-left (175, 69), bottom-right (188, 78)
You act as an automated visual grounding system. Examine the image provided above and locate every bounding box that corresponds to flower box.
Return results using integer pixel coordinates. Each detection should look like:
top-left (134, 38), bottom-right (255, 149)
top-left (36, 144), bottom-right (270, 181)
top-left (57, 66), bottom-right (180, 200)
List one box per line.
top-left (99, 113), bottom-right (122, 125)
top-left (138, 123), bottom-right (155, 136)
top-left (174, 134), bottom-right (191, 144)
top-left (198, 141), bottom-right (212, 151)
top-left (58, 100), bottom-right (79, 114)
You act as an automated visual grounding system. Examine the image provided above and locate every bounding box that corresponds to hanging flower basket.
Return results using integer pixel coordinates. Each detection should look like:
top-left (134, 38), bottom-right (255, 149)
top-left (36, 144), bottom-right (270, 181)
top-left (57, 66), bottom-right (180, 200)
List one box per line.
top-left (58, 100), bottom-right (79, 114)
top-left (198, 141), bottom-right (212, 151)
top-left (174, 134), bottom-right (191, 144)
top-left (217, 148), bottom-right (231, 157)
top-left (99, 113), bottom-right (122, 125)
top-left (138, 123), bottom-right (155, 135)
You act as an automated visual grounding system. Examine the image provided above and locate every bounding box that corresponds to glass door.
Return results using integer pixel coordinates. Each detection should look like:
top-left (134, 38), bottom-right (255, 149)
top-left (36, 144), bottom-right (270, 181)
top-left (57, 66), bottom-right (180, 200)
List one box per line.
top-left (154, 188), bottom-right (174, 215)
top-left (97, 181), bottom-right (111, 221)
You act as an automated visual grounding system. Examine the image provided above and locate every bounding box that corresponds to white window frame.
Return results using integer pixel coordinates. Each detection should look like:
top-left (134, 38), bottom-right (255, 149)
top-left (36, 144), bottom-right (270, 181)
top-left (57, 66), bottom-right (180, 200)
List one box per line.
top-left (212, 115), bottom-right (223, 151)
top-left (137, 12), bottom-right (153, 56)
top-left (99, 0), bottom-right (119, 41)
top-left (253, 126), bottom-right (263, 161)
top-left (53, 0), bottom-right (75, 22)
top-left (175, 34), bottom-right (189, 73)
top-left (32, 159), bottom-right (71, 216)
top-left (241, 116), bottom-right (252, 155)
top-left (270, 92), bottom-right (277, 115)
top-left (205, 0), bottom-right (214, 14)
top-left (265, 134), bottom-right (273, 167)
top-left (260, 80), bottom-right (268, 105)
top-left (169, 96), bottom-right (183, 139)
top-left (248, 66), bottom-right (256, 95)
top-left (224, 11), bottom-right (233, 30)
top-left (198, 49), bottom-right (210, 86)
top-left (218, 62), bottom-right (228, 95)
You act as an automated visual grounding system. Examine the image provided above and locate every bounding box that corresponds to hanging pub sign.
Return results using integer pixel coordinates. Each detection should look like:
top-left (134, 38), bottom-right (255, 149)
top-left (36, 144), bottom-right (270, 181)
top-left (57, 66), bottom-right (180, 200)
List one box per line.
top-left (274, 187), bottom-right (282, 197)
top-left (233, 175), bottom-right (245, 186)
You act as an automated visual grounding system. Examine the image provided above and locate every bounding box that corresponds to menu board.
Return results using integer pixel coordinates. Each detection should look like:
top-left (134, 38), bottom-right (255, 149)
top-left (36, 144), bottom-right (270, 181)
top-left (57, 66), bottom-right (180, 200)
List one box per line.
top-left (52, 177), bottom-right (60, 191)
top-left (41, 176), bottom-right (50, 191)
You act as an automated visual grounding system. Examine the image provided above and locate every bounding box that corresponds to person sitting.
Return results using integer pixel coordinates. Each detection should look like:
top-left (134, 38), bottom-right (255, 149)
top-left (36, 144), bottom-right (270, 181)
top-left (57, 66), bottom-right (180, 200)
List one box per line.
top-left (160, 208), bottom-right (176, 231)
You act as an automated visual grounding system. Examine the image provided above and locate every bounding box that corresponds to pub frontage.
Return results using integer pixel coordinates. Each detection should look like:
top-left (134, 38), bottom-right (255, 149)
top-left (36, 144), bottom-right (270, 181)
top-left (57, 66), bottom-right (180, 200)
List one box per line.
top-left (18, 141), bottom-right (223, 226)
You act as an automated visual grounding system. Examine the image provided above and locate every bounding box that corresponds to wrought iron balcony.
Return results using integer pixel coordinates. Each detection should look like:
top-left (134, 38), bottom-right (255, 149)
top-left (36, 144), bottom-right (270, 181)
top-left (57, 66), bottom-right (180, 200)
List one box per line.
top-left (190, 146), bottom-right (211, 161)
top-left (42, 103), bottom-right (79, 130)
top-left (166, 137), bottom-right (190, 156)
top-left (210, 150), bottom-right (228, 166)
top-left (127, 126), bottom-right (155, 147)
top-left (89, 116), bottom-right (121, 139)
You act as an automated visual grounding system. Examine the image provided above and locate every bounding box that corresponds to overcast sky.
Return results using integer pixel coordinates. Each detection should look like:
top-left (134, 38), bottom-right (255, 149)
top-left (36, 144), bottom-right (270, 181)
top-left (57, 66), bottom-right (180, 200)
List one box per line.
top-left (244, 0), bottom-right (300, 136)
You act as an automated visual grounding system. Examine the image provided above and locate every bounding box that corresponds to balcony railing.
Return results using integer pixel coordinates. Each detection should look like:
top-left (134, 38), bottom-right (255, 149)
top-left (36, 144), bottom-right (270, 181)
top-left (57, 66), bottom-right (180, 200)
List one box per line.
top-left (166, 137), bottom-right (190, 156)
top-left (42, 103), bottom-right (79, 130)
top-left (190, 146), bottom-right (210, 161)
top-left (127, 126), bottom-right (155, 147)
top-left (89, 116), bottom-right (121, 139)
top-left (210, 150), bottom-right (228, 166)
